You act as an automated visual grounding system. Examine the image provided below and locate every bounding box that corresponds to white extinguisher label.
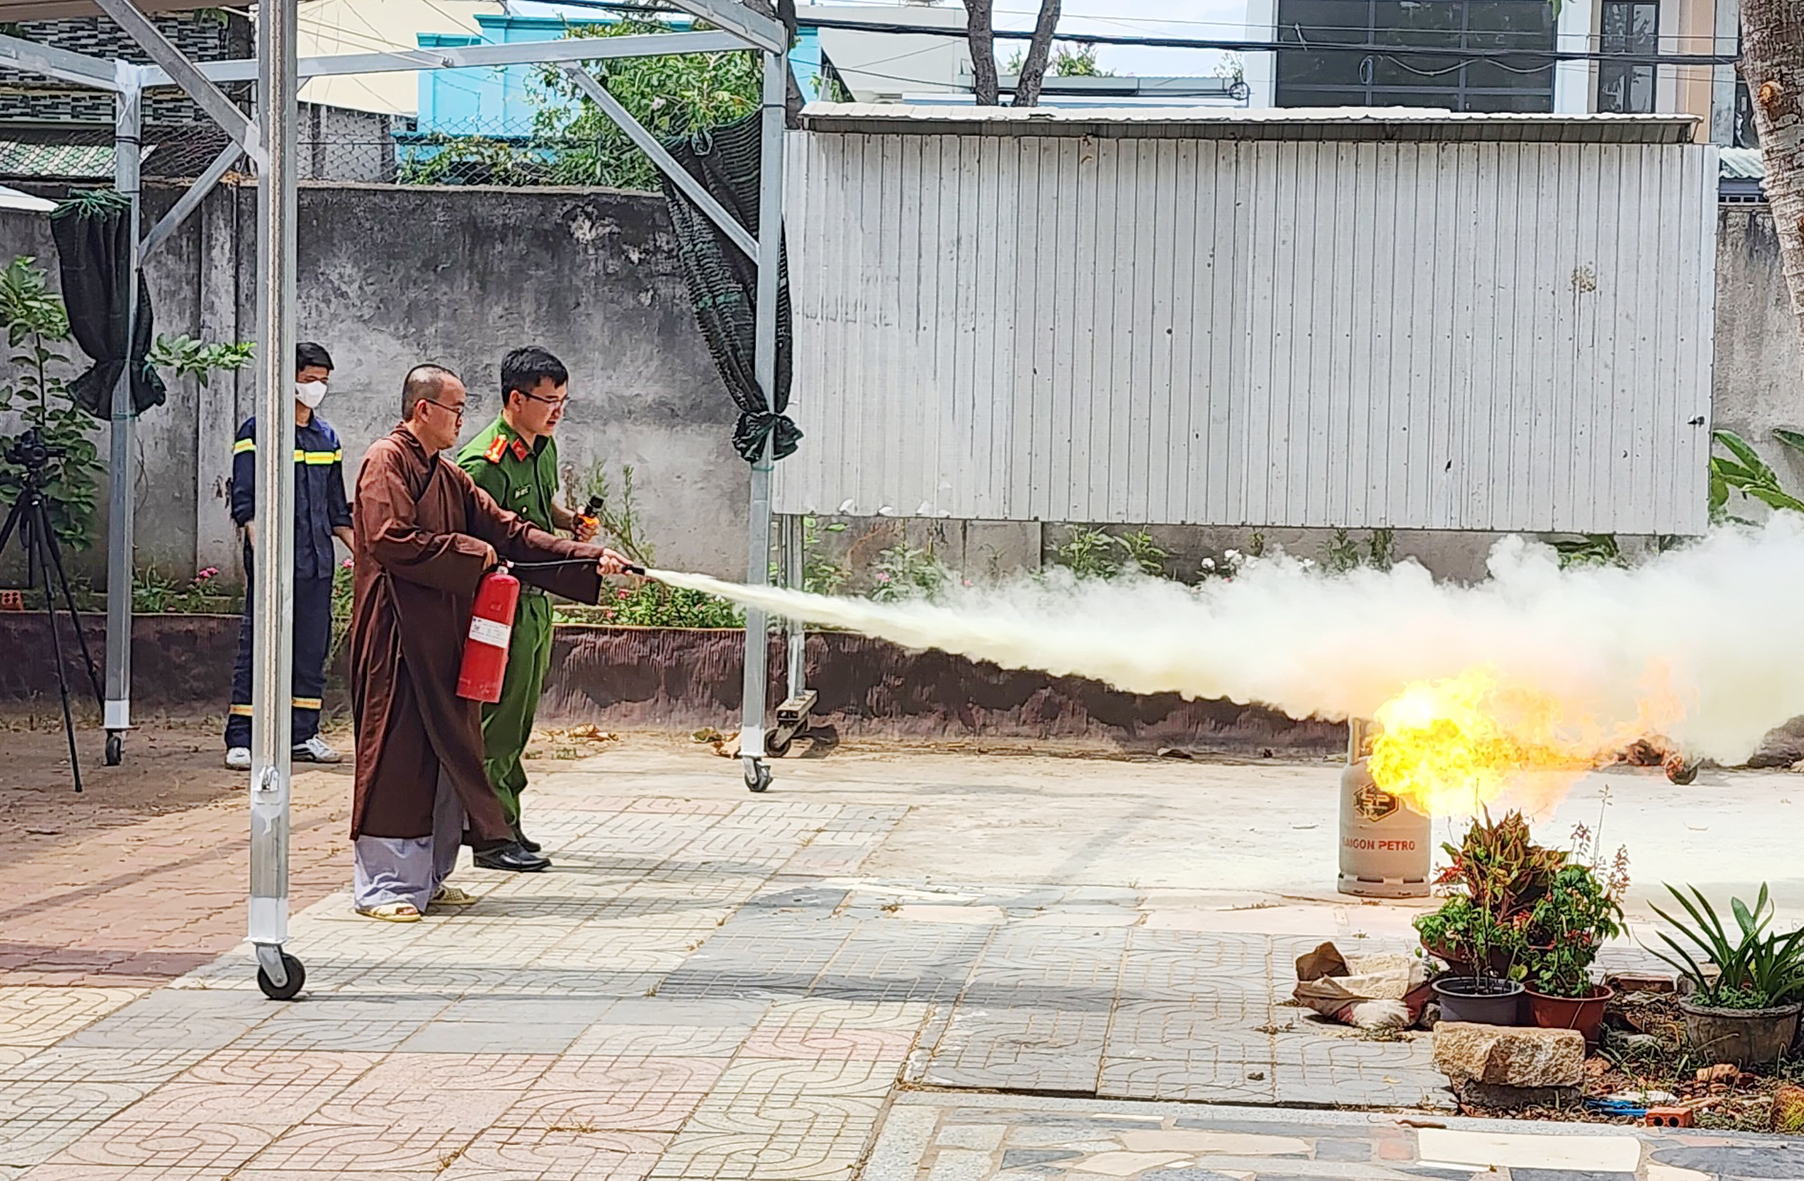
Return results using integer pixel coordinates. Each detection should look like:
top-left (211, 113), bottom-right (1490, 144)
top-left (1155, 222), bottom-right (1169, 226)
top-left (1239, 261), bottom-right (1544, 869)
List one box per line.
top-left (468, 616), bottom-right (511, 649)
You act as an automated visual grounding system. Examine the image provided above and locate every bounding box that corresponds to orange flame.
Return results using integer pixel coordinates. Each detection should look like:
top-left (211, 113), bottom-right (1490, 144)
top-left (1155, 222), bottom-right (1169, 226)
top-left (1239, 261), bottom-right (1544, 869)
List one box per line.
top-left (1366, 669), bottom-right (1624, 817)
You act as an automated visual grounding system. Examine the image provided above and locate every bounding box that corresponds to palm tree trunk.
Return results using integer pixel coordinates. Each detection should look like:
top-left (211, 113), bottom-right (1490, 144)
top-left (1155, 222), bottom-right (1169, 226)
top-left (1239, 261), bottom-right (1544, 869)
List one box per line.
top-left (1743, 0), bottom-right (1804, 344)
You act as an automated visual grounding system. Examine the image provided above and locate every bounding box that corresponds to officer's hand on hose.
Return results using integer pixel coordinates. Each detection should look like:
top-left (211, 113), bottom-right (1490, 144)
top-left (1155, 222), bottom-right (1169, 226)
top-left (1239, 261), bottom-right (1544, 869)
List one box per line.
top-left (596, 547), bottom-right (632, 577)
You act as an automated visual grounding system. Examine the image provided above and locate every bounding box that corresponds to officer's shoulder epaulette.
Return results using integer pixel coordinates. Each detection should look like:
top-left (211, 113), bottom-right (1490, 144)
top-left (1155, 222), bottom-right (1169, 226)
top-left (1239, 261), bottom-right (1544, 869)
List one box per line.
top-left (484, 434), bottom-right (508, 464)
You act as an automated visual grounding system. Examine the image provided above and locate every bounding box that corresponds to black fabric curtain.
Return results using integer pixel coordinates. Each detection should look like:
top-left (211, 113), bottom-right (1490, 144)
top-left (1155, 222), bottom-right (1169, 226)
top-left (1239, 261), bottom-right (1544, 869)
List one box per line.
top-left (659, 112), bottom-right (798, 463)
top-left (51, 193), bottom-right (165, 418)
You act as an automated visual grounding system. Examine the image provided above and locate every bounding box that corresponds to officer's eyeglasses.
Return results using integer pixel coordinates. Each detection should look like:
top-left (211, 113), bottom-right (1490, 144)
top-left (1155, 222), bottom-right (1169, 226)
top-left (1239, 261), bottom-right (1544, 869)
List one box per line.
top-left (523, 392), bottom-right (568, 410)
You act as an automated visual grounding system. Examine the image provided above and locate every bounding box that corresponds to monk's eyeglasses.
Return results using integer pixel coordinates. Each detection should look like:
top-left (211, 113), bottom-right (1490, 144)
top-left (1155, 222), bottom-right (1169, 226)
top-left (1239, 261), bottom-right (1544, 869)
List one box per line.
top-left (424, 397), bottom-right (466, 422)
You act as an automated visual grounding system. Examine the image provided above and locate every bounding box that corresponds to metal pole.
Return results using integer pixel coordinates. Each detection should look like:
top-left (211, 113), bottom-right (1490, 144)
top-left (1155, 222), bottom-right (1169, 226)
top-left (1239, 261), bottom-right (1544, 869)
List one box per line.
top-left (249, 0), bottom-right (298, 984)
top-left (739, 48), bottom-right (786, 789)
top-left (103, 65), bottom-right (140, 755)
top-left (783, 514), bottom-right (805, 696)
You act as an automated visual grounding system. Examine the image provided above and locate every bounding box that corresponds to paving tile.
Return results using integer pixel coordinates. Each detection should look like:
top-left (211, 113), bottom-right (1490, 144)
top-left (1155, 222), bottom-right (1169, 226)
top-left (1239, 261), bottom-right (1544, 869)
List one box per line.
top-left (29, 1117), bottom-right (276, 1172)
top-left (0, 987), bottom-right (142, 1047)
top-left (0, 1045), bottom-right (202, 1085)
top-left (175, 1047), bottom-right (386, 1087)
top-left (108, 1078), bottom-right (344, 1127)
top-left (1270, 1033), bottom-right (1450, 1110)
top-left (0, 1117), bottom-right (104, 1171)
top-left (243, 1121), bottom-right (478, 1171)
top-left (440, 1126), bottom-right (670, 1181)
top-left (1104, 998), bottom-right (1272, 1057)
top-left (924, 1009), bottom-right (1110, 1093)
top-left (1097, 1054), bottom-right (1277, 1104)
top-left (396, 1020), bottom-right (589, 1055)
top-left (498, 1057), bottom-right (727, 1133)
top-left (740, 999), bottom-right (928, 1062)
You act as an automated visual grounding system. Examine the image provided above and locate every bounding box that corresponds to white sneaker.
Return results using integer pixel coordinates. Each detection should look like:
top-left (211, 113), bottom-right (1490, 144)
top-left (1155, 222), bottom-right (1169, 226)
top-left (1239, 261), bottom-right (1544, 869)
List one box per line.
top-left (293, 735), bottom-right (343, 764)
top-left (224, 747), bottom-right (251, 771)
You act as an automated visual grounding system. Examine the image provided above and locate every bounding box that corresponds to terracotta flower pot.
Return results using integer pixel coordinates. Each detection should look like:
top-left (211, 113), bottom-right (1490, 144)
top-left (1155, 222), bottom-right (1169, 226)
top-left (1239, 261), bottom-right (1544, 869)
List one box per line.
top-left (1525, 984), bottom-right (1615, 1048)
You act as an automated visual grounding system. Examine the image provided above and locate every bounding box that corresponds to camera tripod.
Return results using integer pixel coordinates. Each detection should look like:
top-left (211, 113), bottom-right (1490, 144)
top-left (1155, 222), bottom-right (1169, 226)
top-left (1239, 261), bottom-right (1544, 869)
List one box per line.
top-left (1, 429), bottom-right (104, 793)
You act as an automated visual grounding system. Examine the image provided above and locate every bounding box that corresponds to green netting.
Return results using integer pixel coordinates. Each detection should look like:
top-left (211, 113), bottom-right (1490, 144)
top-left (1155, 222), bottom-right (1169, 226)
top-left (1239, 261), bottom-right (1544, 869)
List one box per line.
top-left (660, 112), bottom-right (798, 463)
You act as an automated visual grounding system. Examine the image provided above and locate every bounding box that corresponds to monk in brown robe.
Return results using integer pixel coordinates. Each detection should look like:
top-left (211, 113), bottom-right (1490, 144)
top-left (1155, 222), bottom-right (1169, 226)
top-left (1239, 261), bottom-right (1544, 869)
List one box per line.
top-left (348, 363), bottom-right (628, 921)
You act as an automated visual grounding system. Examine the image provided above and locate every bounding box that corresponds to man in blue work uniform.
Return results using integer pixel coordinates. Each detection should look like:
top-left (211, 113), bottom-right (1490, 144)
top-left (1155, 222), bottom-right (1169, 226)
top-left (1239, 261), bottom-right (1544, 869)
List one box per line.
top-left (224, 342), bottom-right (355, 770)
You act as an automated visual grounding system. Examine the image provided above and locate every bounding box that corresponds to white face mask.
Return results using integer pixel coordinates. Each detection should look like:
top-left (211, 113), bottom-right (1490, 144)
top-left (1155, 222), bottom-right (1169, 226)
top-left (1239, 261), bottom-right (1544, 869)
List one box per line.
top-left (295, 380), bottom-right (328, 409)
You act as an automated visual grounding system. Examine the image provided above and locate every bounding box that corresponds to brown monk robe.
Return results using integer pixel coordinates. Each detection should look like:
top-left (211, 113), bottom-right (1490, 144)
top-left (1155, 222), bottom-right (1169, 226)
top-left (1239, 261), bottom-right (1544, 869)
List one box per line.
top-left (348, 364), bottom-right (628, 921)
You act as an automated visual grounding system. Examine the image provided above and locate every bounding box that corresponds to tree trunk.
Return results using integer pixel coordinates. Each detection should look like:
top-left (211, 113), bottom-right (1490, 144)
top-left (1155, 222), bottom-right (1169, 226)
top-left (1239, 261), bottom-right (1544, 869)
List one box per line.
top-left (1744, 0), bottom-right (1804, 343)
top-left (743, 0), bottom-right (805, 126)
top-left (965, 0), bottom-right (1000, 106)
top-left (1012, 0), bottom-right (1063, 108)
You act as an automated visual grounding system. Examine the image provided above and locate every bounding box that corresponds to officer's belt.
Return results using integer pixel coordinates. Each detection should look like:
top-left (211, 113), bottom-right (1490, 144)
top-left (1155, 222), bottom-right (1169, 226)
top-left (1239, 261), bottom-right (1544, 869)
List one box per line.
top-left (519, 584), bottom-right (548, 599)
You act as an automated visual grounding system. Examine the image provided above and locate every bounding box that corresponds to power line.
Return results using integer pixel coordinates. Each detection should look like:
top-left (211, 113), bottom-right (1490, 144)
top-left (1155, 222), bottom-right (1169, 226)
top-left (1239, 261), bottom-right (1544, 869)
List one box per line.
top-left (530, 0), bottom-right (1740, 67)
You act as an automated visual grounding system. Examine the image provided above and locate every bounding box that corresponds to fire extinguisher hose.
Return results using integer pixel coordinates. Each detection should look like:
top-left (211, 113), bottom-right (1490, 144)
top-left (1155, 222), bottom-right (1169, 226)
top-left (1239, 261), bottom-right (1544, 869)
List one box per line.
top-left (507, 557), bottom-right (648, 576)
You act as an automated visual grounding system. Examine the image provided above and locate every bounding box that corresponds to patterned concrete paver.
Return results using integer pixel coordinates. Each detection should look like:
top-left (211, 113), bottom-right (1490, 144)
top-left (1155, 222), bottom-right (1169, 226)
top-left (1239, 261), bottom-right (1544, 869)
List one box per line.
top-left (3, 746), bottom-right (1800, 1180)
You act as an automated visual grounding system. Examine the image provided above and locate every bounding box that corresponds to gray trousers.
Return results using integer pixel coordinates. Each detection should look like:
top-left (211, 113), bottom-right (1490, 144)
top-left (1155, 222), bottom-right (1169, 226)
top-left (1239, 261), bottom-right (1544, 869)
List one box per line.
top-left (352, 770), bottom-right (463, 912)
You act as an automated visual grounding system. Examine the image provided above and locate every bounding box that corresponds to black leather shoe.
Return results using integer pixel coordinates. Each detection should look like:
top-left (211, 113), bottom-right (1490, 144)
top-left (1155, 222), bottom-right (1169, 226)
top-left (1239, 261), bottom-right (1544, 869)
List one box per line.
top-left (512, 823), bottom-right (541, 854)
top-left (473, 841), bottom-right (551, 872)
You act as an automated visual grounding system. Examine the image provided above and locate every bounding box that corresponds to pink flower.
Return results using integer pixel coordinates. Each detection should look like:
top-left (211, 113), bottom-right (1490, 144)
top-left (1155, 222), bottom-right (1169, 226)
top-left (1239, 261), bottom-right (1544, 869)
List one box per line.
top-left (196, 567), bottom-right (218, 580)
top-left (602, 608), bottom-right (616, 620)
top-left (342, 558), bottom-right (354, 570)
top-left (616, 588), bottom-right (631, 600)
top-left (875, 572), bottom-right (891, 582)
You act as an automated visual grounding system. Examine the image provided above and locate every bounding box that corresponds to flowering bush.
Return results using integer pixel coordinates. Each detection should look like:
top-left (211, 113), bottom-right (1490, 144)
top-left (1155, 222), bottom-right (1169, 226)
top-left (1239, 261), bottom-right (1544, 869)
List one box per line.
top-left (1522, 860), bottom-right (1627, 998)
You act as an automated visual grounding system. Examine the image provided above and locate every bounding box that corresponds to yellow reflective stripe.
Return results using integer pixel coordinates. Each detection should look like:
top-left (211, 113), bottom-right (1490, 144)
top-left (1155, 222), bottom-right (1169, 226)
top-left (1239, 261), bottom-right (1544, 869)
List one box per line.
top-left (232, 439), bottom-right (255, 455)
top-left (296, 449), bottom-right (341, 465)
top-left (229, 704), bottom-right (254, 717)
top-left (292, 697), bottom-right (322, 710)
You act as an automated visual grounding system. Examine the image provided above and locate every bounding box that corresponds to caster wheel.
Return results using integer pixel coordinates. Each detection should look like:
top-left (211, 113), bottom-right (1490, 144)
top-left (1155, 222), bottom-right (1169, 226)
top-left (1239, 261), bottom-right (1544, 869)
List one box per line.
top-left (256, 953), bottom-right (306, 1001)
top-left (744, 761), bottom-right (772, 793)
top-left (767, 732), bottom-right (793, 758)
top-left (104, 733), bottom-right (121, 766)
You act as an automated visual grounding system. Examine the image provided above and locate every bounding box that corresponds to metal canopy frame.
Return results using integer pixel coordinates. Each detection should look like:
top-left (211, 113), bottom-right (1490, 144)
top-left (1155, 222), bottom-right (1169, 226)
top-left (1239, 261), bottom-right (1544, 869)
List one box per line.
top-left (0, 0), bottom-right (790, 996)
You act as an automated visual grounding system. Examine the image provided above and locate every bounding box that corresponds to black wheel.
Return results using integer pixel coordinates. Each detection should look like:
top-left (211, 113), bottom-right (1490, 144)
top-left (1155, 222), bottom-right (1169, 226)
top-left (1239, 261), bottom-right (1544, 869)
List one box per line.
top-left (104, 733), bottom-right (121, 766)
top-left (256, 953), bottom-right (306, 1001)
top-left (767, 731), bottom-right (793, 758)
top-left (744, 761), bottom-right (772, 793)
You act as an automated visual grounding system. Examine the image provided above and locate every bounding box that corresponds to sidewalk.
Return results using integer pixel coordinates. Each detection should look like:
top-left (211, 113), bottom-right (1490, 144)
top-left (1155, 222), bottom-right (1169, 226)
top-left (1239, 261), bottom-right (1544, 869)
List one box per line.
top-left (0, 737), bottom-right (1797, 1179)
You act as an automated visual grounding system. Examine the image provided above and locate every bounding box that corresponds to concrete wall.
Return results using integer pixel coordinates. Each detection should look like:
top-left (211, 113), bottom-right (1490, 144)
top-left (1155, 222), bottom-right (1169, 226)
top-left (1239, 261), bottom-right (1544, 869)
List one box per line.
top-left (1, 195), bottom-right (1800, 593)
top-left (0, 179), bottom-right (745, 585)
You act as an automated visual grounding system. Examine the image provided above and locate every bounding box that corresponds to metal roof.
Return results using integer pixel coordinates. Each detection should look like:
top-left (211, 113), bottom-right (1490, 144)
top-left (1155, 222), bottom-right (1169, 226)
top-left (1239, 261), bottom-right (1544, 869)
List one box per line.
top-left (1720, 147), bottom-right (1765, 179)
top-left (798, 102), bottom-right (1702, 144)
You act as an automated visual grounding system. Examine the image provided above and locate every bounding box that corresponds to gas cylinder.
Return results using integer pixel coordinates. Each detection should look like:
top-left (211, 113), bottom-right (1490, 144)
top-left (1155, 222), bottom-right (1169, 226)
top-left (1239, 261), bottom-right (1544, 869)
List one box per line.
top-left (1337, 720), bottom-right (1430, 898)
top-left (456, 565), bottom-right (520, 703)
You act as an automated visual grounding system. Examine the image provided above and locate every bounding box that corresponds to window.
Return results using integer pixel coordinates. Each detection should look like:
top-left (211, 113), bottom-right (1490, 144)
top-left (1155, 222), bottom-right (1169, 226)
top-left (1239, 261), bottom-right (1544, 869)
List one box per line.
top-left (1275, 0), bottom-right (1557, 113)
top-left (1596, 0), bottom-right (1658, 114)
top-left (1734, 75), bottom-right (1759, 147)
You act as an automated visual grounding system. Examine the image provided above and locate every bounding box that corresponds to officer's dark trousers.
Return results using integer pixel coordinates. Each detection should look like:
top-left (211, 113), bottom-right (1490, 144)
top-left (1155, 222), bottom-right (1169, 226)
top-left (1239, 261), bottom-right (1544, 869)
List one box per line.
top-left (225, 550), bottom-right (334, 749)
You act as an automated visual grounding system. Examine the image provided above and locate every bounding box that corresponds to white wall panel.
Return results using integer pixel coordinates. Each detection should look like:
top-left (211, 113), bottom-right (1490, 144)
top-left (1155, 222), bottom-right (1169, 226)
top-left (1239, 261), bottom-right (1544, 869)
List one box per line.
top-left (777, 130), bottom-right (1718, 534)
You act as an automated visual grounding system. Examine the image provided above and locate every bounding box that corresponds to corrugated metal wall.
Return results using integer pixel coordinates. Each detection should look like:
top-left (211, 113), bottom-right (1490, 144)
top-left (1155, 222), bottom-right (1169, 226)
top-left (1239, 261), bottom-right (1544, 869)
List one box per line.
top-left (776, 133), bottom-right (1718, 534)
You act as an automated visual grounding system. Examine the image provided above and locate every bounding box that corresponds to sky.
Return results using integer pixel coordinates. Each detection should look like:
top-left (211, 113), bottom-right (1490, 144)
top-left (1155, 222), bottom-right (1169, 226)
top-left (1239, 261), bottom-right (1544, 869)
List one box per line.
top-left (513, 0), bottom-right (1251, 78)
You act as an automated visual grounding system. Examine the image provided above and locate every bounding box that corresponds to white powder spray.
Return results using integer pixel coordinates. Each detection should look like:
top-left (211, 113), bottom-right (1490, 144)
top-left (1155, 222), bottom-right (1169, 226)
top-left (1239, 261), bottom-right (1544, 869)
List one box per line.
top-left (651, 517), bottom-right (1804, 764)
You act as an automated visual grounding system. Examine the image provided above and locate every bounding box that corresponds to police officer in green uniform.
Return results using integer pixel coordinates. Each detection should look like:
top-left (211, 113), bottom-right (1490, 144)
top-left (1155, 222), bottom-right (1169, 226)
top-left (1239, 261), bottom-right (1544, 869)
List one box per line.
top-left (456, 346), bottom-right (597, 868)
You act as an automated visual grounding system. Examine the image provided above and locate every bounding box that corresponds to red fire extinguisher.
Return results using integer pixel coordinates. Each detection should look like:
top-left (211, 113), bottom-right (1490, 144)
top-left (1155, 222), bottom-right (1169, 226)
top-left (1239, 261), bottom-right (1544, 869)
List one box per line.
top-left (457, 563), bottom-right (520, 703)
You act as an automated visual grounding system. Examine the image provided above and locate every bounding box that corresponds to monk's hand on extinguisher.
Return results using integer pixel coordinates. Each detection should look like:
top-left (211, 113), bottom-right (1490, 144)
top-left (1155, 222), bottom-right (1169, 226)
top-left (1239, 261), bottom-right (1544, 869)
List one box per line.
top-left (475, 540), bottom-right (499, 570)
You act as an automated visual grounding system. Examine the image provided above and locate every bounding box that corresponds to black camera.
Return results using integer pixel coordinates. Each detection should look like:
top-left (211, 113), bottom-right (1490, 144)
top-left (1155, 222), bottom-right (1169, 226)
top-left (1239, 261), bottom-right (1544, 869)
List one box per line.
top-left (3, 427), bottom-right (64, 472)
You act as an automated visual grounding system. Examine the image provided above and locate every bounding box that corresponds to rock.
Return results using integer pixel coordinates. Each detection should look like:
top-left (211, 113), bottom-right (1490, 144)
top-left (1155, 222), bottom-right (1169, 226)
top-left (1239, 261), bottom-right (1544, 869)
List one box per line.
top-left (1746, 716), bottom-right (1804, 768)
top-left (1697, 1063), bottom-right (1739, 1084)
top-left (1773, 1083), bottom-right (1804, 1133)
top-left (1433, 1022), bottom-right (1585, 1088)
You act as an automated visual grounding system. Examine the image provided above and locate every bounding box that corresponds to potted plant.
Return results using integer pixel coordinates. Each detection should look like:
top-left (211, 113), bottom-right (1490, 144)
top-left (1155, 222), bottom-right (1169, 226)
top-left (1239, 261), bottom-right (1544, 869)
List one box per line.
top-left (1650, 883), bottom-right (1804, 1068)
top-left (1521, 860), bottom-right (1627, 1048)
top-left (1416, 811), bottom-right (1563, 1025)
